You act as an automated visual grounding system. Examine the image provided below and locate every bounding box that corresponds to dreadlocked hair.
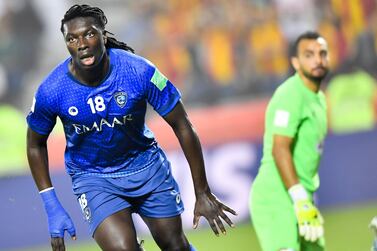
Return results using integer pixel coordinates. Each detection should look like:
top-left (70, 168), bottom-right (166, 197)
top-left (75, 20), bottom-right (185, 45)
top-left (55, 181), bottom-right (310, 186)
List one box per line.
top-left (60, 4), bottom-right (135, 53)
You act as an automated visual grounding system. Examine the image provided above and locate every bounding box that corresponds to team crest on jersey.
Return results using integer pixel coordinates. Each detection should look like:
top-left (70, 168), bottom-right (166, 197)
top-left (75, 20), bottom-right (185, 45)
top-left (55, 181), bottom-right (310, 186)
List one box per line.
top-left (114, 91), bottom-right (127, 108)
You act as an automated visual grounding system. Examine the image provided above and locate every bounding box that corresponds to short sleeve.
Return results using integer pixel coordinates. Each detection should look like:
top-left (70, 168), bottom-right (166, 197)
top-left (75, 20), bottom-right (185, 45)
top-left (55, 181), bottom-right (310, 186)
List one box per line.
top-left (143, 64), bottom-right (181, 116)
top-left (26, 84), bottom-right (57, 135)
top-left (266, 85), bottom-right (303, 137)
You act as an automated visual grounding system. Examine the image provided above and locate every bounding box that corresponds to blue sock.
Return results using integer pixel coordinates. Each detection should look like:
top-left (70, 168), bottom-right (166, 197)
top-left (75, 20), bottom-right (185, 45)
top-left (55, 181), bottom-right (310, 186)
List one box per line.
top-left (190, 244), bottom-right (197, 251)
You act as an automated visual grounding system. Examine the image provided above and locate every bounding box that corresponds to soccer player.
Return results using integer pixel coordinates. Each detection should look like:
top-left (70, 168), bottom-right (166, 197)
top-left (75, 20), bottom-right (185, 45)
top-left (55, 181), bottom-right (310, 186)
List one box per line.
top-left (26, 4), bottom-right (236, 251)
top-left (249, 31), bottom-right (329, 251)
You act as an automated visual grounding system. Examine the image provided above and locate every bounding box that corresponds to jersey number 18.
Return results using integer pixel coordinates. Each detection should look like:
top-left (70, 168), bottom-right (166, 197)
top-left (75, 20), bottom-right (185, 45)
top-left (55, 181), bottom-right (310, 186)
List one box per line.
top-left (87, 96), bottom-right (106, 114)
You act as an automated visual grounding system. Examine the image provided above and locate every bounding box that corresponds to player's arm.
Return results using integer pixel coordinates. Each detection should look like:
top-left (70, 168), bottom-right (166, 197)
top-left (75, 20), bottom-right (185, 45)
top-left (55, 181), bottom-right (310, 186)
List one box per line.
top-left (27, 128), bottom-right (76, 250)
top-left (272, 134), bottom-right (298, 188)
top-left (272, 134), bottom-right (323, 242)
top-left (27, 127), bottom-right (53, 190)
top-left (163, 100), bottom-right (237, 236)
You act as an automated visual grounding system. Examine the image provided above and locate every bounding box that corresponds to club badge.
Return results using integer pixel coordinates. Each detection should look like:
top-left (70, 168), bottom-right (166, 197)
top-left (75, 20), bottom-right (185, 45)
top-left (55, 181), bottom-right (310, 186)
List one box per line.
top-left (114, 91), bottom-right (127, 108)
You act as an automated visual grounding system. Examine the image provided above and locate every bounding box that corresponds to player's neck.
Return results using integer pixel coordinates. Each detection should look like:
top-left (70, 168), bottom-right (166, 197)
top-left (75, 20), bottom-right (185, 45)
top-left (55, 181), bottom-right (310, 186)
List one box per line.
top-left (298, 72), bottom-right (321, 93)
top-left (303, 79), bottom-right (320, 93)
top-left (70, 53), bottom-right (110, 87)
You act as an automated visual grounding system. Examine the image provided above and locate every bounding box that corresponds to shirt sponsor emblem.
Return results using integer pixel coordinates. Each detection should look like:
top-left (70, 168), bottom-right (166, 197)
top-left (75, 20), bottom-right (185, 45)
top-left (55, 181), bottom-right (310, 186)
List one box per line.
top-left (68, 106), bottom-right (78, 116)
top-left (114, 91), bottom-right (127, 108)
top-left (72, 114), bottom-right (133, 134)
top-left (274, 110), bottom-right (290, 127)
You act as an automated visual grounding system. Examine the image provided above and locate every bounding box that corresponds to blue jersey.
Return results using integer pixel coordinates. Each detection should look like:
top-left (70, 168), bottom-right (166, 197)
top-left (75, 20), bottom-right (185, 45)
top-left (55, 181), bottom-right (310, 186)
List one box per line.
top-left (27, 48), bottom-right (181, 178)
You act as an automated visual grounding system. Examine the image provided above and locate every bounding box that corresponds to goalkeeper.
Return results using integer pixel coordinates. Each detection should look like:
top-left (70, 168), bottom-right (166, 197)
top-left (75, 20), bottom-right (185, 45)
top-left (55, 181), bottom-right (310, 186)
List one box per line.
top-left (249, 31), bottom-right (329, 251)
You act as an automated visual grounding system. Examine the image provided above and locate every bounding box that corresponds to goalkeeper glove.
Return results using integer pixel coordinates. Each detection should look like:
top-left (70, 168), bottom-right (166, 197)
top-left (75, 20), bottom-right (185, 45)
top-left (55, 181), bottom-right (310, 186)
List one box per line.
top-left (288, 184), bottom-right (324, 242)
top-left (370, 216), bottom-right (377, 233)
top-left (39, 187), bottom-right (76, 239)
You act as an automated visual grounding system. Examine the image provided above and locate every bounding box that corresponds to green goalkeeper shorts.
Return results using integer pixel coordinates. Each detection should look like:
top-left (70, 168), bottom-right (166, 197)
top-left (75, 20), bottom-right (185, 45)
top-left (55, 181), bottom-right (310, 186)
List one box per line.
top-left (249, 176), bottom-right (325, 251)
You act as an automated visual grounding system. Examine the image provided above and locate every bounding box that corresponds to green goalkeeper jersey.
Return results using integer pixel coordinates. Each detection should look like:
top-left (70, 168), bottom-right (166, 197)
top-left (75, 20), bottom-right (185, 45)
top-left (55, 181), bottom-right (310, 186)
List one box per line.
top-left (258, 73), bottom-right (327, 192)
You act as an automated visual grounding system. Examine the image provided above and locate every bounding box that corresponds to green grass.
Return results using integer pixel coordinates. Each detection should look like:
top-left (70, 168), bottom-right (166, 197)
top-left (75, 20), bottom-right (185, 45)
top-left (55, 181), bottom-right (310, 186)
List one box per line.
top-left (17, 202), bottom-right (377, 251)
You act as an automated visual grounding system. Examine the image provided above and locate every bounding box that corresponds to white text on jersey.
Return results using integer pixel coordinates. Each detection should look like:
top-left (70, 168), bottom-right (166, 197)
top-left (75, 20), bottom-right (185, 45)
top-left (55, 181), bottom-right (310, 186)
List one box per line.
top-left (72, 114), bottom-right (133, 134)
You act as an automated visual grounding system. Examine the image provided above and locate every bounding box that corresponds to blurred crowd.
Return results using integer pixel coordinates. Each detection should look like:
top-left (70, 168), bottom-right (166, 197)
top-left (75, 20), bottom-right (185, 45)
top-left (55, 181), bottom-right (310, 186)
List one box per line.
top-left (105, 0), bottom-right (377, 106)
top-left (0, 0), bottom-right (377, 108)
top-left (0, 0), bottom-right (377, 174)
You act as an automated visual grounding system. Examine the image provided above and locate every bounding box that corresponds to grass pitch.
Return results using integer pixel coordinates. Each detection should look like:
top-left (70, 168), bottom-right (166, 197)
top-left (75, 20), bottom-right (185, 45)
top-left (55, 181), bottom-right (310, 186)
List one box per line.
top-left (17, 202), bottom-right (377, 251)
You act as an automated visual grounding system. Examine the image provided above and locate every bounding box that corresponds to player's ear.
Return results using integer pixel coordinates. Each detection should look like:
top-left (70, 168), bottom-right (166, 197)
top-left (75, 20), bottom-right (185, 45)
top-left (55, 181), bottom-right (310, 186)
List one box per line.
top-left (291, 57), bottom-right (299, 71)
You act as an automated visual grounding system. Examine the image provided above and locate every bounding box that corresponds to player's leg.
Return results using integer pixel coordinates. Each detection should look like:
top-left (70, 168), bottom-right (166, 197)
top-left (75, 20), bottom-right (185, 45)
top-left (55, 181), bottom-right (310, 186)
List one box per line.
top-left (73, 175), bottom-right (143, 251)
top-left (93, 207), bottom-right (142, 251)
top-left (250, 179), bottom-right (300, 251)
top-left (142, 215), bottom-right (193, 251)
top-left (137, 161), bottom-right (195, 250)
top-left (251, 204), bottom-right (299, 251)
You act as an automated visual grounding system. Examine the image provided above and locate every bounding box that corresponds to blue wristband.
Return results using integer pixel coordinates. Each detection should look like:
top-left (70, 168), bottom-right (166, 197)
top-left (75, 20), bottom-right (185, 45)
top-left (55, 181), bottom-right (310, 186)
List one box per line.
top-left (40, 187), bottom-right (76, 238)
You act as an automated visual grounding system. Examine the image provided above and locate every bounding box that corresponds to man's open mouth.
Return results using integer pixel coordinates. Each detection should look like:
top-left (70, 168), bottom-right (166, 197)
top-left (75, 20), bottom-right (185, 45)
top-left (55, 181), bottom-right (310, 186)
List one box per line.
top-left (80, 55), bottom-right (95, 66)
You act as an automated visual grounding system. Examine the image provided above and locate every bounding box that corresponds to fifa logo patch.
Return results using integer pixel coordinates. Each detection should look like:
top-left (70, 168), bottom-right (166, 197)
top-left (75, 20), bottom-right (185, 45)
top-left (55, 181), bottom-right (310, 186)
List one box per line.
top-left (114, 91), bottom-right (127, 108)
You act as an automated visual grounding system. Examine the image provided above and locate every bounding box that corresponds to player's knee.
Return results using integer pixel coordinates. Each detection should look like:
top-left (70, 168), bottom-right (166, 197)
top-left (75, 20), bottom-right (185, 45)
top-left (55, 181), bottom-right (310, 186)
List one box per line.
top-left (162, 242), bottom-right (190, 251)
top-left (104, 239), bottom-right (140, 251)
top-left (165, 243), bottom-right (191, 251)
top-left (158, 235), bottom-right (190, 251)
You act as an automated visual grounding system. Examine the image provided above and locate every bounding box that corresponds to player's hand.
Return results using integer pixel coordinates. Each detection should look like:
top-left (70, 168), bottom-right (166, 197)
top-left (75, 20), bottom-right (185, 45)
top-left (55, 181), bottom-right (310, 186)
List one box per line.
top-left (193, 191), bottom-right (237, 236)
top-left (47, 207), bottom-right (76, 251)
top-left (293, 199), bottom-right (324, 242)
top-left (288, 183), bottom-right (323, 242)
top-left (40, 188), bottom-right (76, 250)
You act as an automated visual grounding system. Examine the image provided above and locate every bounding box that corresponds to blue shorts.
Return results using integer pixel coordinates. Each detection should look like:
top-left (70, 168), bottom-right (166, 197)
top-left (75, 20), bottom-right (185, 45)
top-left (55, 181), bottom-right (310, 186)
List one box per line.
top-left (71, 160), bottom-right (184, 236)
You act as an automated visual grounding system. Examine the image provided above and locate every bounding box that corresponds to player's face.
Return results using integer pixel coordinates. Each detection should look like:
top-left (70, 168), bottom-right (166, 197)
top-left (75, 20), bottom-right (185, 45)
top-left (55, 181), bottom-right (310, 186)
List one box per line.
top-left (62, 17), bottom-right (107, 69)
top-left (292, 37), bottom-right (329, 83)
